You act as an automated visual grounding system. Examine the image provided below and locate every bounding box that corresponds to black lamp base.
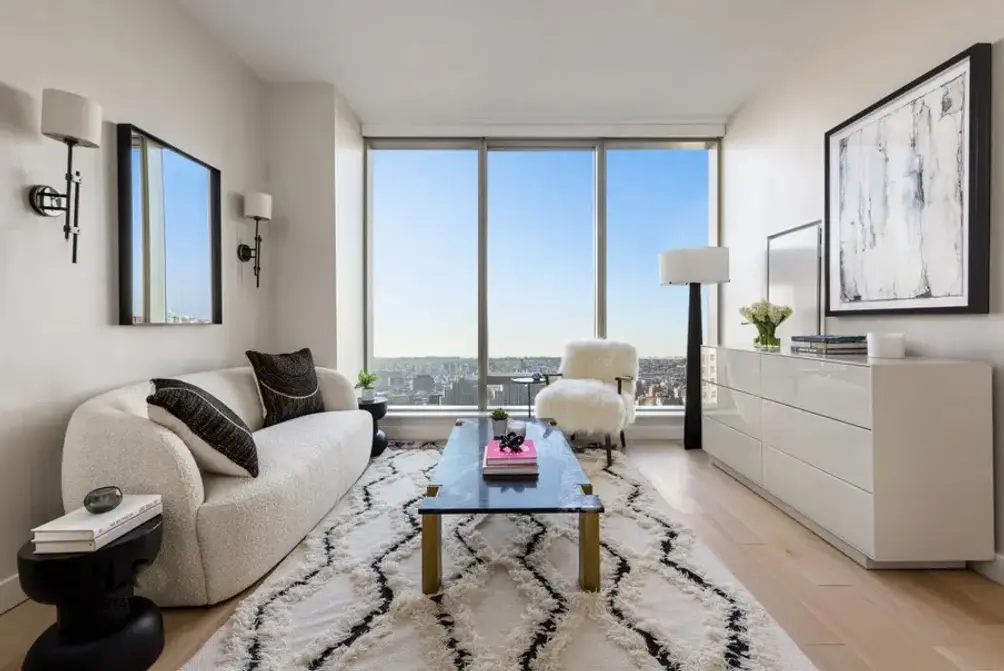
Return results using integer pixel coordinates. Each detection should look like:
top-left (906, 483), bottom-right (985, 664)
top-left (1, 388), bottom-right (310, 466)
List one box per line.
top-left (684, 281), bottom-right (702, 450)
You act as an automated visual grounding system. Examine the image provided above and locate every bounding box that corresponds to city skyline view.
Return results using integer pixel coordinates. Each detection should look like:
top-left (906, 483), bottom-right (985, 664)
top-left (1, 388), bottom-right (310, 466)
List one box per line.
top-left (371, 147), bottom-right (710, 360)
top-left (369, 145), bottom-right (711, 406)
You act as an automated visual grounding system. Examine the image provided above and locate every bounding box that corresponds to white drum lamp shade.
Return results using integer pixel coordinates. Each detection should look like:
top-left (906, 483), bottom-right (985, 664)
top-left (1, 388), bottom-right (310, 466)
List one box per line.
top-left (659, 247), bottom-right (730, 285)
top-left (244, 192), bottom-right (272, 220)
top-left (40, 89), bottom-right (102, 148)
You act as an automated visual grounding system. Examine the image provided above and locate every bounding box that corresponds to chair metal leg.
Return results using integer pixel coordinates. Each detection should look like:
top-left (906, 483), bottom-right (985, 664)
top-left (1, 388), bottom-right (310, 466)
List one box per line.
top-left (620, 430), bottom-right (626, 449)
top-left (605, 434), bottom-right (612, 467)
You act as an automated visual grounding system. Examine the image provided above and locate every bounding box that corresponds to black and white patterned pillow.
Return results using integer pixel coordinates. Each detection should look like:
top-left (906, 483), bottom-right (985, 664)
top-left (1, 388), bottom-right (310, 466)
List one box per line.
top-left (147, 379), bottom-right (259, 477)
top-left (245, 348), bottom-right (325, 427)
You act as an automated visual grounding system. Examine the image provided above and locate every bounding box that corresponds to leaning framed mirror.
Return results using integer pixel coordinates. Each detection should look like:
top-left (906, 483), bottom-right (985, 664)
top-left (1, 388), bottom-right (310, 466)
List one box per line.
top-left (117, 124), bottom-right (222, 325)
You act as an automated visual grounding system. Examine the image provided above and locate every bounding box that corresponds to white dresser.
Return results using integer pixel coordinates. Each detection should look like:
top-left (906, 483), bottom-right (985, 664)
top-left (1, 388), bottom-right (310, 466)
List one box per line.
top-left (700, 345), bottom-right (995, 568)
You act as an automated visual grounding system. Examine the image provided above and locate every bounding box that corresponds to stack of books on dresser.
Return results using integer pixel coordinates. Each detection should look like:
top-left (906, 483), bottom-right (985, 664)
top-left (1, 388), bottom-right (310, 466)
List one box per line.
top-left (482, 439), bottom-right (538, 477)
top-left (31, 494), bottom-right (162, 554)
top-left (790, 335), bottom-right (867, 356)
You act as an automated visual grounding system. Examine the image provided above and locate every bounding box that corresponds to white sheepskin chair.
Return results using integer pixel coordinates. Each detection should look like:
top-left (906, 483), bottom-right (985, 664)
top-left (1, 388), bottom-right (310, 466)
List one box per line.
top-left (535, 339), bottom-right (638, 466)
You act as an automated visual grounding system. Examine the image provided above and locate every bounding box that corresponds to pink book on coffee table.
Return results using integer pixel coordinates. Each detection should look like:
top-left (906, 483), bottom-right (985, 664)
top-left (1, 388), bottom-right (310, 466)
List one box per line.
top-left (485, 439), bottom-right (536, 461)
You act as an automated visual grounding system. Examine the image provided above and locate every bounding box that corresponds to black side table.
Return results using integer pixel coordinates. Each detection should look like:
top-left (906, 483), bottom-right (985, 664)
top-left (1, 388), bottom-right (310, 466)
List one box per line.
top-left (17, 516), bottom-right (165, 671)
top-left (510, 375), bottom-right (546, 418)
top-left (359, 396), bottom-right (389, 457)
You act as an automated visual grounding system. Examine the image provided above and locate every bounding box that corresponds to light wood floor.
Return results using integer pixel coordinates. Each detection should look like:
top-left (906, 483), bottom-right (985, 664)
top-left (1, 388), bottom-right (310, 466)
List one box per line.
top-left (2, 442), bottom-right (1004, 670)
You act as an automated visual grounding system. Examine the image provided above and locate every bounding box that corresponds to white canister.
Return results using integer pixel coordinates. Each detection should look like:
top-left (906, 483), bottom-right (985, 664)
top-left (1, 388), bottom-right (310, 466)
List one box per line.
top-left (866, 332), bottom-right (905, 358)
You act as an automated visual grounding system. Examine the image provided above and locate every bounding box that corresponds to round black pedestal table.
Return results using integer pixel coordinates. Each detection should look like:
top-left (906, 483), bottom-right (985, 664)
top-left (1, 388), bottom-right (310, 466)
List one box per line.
top-left (359, 396), bottom-right (389, 457)
top-left (17, 516), bottom-right (165, 671)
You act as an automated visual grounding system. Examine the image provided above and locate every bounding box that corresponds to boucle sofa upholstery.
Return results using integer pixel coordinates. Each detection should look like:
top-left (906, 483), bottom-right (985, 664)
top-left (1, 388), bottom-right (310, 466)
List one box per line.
top-left (62, 366), bottom-right (371, 607)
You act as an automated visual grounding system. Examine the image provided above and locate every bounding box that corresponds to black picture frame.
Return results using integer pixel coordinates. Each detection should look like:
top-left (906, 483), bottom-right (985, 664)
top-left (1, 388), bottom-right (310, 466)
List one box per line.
top-left (117, 123), bottom-right (223, 325)
top-left (823, 43), bottom-right (992, 316)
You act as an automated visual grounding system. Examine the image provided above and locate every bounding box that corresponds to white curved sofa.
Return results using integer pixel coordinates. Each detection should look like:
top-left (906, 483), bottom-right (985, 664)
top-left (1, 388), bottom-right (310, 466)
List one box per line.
top-left (62, 366), bottom-right (372, 607)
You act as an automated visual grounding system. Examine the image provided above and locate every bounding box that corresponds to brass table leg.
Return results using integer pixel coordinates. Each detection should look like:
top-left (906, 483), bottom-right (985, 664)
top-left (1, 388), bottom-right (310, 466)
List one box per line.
top-left (422, 485), bottom-right (442, 595)
top-left (579, 510), bottom-right (601, 591)
top-left (579, 482), bottom-right (600, 592)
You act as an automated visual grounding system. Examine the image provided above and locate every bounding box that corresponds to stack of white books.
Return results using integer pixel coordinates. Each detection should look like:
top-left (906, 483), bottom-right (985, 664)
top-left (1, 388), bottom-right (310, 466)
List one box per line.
top-left (32, 494), bottom-right (162, 554)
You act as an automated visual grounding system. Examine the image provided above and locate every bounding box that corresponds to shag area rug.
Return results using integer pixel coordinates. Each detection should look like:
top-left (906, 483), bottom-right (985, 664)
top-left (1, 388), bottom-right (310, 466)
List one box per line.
top-left (185, 445), bottom-right (816, 670)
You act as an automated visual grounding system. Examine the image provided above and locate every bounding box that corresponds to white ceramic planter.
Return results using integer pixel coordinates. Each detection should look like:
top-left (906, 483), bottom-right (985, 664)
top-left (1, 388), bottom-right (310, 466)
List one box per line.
top-left (360, 388), bottom-right (375, 402)
top-left (492, 418), bottom-right (508, 437)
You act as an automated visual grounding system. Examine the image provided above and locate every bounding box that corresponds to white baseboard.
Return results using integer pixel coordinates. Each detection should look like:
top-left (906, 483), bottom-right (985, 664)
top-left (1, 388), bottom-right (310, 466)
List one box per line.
top-left (972, 553), bottom-right (1004, 586)
top-left (0, 573), bottom-right (26, 615)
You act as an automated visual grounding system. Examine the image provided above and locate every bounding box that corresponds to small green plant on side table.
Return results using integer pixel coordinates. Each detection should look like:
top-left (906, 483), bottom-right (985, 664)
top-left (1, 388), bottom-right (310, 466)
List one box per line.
top-left (356, 371), bottom-right (378, 401)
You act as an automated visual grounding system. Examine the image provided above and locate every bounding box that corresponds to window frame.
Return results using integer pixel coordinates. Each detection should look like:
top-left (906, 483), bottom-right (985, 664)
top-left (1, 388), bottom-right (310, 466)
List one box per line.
top-left (364, 138), bottom-right (721, 412)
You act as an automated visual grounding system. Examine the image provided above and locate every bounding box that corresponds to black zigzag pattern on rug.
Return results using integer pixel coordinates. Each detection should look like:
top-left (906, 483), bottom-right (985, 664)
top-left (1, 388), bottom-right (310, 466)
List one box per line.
top-left (512, 514), bottom-right (570, 670)
top-left (602, 461), bottom-right (752, 670)
top-left (240, 455), bottom-right (405, 671)
top-left (306, 459), bottom-right (438, 670)
top-left (430, 514), bottom-right (482, 671)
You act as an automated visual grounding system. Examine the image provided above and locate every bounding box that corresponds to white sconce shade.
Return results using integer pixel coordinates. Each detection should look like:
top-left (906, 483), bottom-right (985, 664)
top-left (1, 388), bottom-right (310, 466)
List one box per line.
top-left (244, 192), bottom-right (272, 221)
top-left (659, 247), bottom-right (730, 285)
top-left (40, 89), bottom-right (102, 148)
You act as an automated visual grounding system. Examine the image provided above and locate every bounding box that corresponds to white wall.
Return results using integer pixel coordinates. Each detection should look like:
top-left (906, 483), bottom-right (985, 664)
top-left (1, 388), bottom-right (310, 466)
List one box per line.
top-left (721, 0), bottom-right (1004, 582)
top-left (334, 92), bottom-right (365, 376)
top-left (265, 84), bottom-right (338, 365)
top-left (0, 0), bottom-right (268, 610)
top-left (266, 84), bottom-right (364, 373)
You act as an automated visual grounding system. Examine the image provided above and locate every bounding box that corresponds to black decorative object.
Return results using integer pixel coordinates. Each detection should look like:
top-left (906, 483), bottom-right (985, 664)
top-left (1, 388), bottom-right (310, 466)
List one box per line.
top-left (246, 348), bottom-right (325, 427)
top-left (824, 43), bottom-right (992, 316)
top-left (17, 517), bottom-right (165, 671)
top-left (358, 396), bottom-right (389, 458)
top-left (147, 378), bottom-right (259, 477)
top-left (117, 124), bottom-right (222, 325)
top-left (84, 487), bottom-right (123, 514)
top-left (499, 432), bottom-right (526, 452)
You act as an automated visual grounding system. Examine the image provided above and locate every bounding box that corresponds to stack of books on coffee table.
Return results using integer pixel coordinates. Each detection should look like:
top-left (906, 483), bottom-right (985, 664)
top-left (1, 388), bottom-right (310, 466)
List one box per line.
top-left (31, 494), bottom-right (162, 554)
top-left (790, 335), bottom-right (867, 356)
top-left (482, 439), bottom-right (538, 477)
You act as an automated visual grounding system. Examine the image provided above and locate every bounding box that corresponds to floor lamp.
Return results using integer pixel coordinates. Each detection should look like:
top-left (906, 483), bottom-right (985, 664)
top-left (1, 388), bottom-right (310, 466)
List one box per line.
top-left (658, 247), bottom-right (730, 450)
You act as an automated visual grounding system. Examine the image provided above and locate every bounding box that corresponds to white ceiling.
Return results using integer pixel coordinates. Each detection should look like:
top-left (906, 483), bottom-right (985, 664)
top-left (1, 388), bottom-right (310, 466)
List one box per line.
top-left (178, 0), bottom-right (841, 129)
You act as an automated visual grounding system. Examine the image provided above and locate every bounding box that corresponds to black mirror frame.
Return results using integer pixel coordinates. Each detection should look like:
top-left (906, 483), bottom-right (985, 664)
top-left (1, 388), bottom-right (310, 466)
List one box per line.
top-left (116, 123), bottom-right (223, 325)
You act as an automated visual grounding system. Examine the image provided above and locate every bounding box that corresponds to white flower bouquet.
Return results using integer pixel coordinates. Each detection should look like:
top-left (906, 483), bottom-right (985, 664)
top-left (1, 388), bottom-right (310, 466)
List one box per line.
top-left (739, 300), bottom-right (792, 350)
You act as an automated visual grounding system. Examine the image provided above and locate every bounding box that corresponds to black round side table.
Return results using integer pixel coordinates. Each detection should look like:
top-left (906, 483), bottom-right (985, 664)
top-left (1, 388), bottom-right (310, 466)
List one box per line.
top-left (359, 396), bottom-right (389, 457)
top-left (17, 516), bottom-right (165, 671)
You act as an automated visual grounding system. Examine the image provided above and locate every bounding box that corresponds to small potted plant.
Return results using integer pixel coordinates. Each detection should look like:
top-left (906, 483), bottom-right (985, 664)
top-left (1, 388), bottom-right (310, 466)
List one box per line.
top-left (490, 408), bottom-right (509, 438)
top-left (355, 371), bottom-right (378, 401)
top-left (740, 300), bottom-right (792, 351)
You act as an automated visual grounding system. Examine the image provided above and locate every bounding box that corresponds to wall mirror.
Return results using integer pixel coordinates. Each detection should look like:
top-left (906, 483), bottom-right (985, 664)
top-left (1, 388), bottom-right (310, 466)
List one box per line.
top-left (117, 124), bottom-right (221, 325)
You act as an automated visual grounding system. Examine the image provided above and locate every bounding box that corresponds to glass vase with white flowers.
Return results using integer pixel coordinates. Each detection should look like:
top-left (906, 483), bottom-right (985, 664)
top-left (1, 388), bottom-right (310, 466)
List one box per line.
top-left (739, 300), bottom-right (792, 351)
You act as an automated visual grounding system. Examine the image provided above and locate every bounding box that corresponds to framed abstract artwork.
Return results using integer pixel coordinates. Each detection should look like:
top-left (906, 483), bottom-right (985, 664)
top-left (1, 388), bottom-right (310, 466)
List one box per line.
top-left (824, 43), bottom-right (992, 316)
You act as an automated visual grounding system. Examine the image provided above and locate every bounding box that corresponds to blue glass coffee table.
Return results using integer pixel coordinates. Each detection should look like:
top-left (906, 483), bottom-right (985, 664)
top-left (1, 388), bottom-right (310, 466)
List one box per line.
top-left (418, 418), bottom-right (603, 594)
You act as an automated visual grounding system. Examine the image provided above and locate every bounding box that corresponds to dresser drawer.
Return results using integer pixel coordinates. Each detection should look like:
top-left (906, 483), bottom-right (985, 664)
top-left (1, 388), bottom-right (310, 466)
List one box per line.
top-left (703, 417), bottom-right (762, 485)
top-left (762, 445), bottom-right (875, 556)
top-left (762, 400), bottom-right (873, 492)
top-left (702, 382), bottom-right (761, 440)
top-left (760, 354), bottom-right (872, 429)
top-left (701, 347), bottom-right (760, 396)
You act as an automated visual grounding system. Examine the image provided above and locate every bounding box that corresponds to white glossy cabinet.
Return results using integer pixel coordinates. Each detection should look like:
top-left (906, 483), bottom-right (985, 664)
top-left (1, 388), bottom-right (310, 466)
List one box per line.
top-left (701, 346), bottom-right (994, 567)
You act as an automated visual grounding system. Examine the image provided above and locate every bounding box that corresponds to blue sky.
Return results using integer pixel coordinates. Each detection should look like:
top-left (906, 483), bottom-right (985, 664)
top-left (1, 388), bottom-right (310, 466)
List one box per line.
top-left (132, 148), bottom-right (213, 320)
top-left (372, 147), bottom-right (709, 358)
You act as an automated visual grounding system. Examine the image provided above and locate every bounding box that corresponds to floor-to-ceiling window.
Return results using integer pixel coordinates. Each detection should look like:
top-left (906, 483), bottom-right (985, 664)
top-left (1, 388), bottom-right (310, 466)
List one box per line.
top-left (366, 140), bottom-right (718, 410)
top-left (606, 144), bottom-right (713, 407)
top-left (368, 146), bottom-right (479, 406)
top-left (486, 147), bottom-right (595, 408)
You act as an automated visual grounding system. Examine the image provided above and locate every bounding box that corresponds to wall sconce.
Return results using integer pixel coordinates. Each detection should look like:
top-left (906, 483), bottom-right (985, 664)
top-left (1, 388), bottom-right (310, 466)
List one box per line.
top-left (238, 192), bottom-right (272, 288)
top-left (27, 89), bottom-right (102, 264)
